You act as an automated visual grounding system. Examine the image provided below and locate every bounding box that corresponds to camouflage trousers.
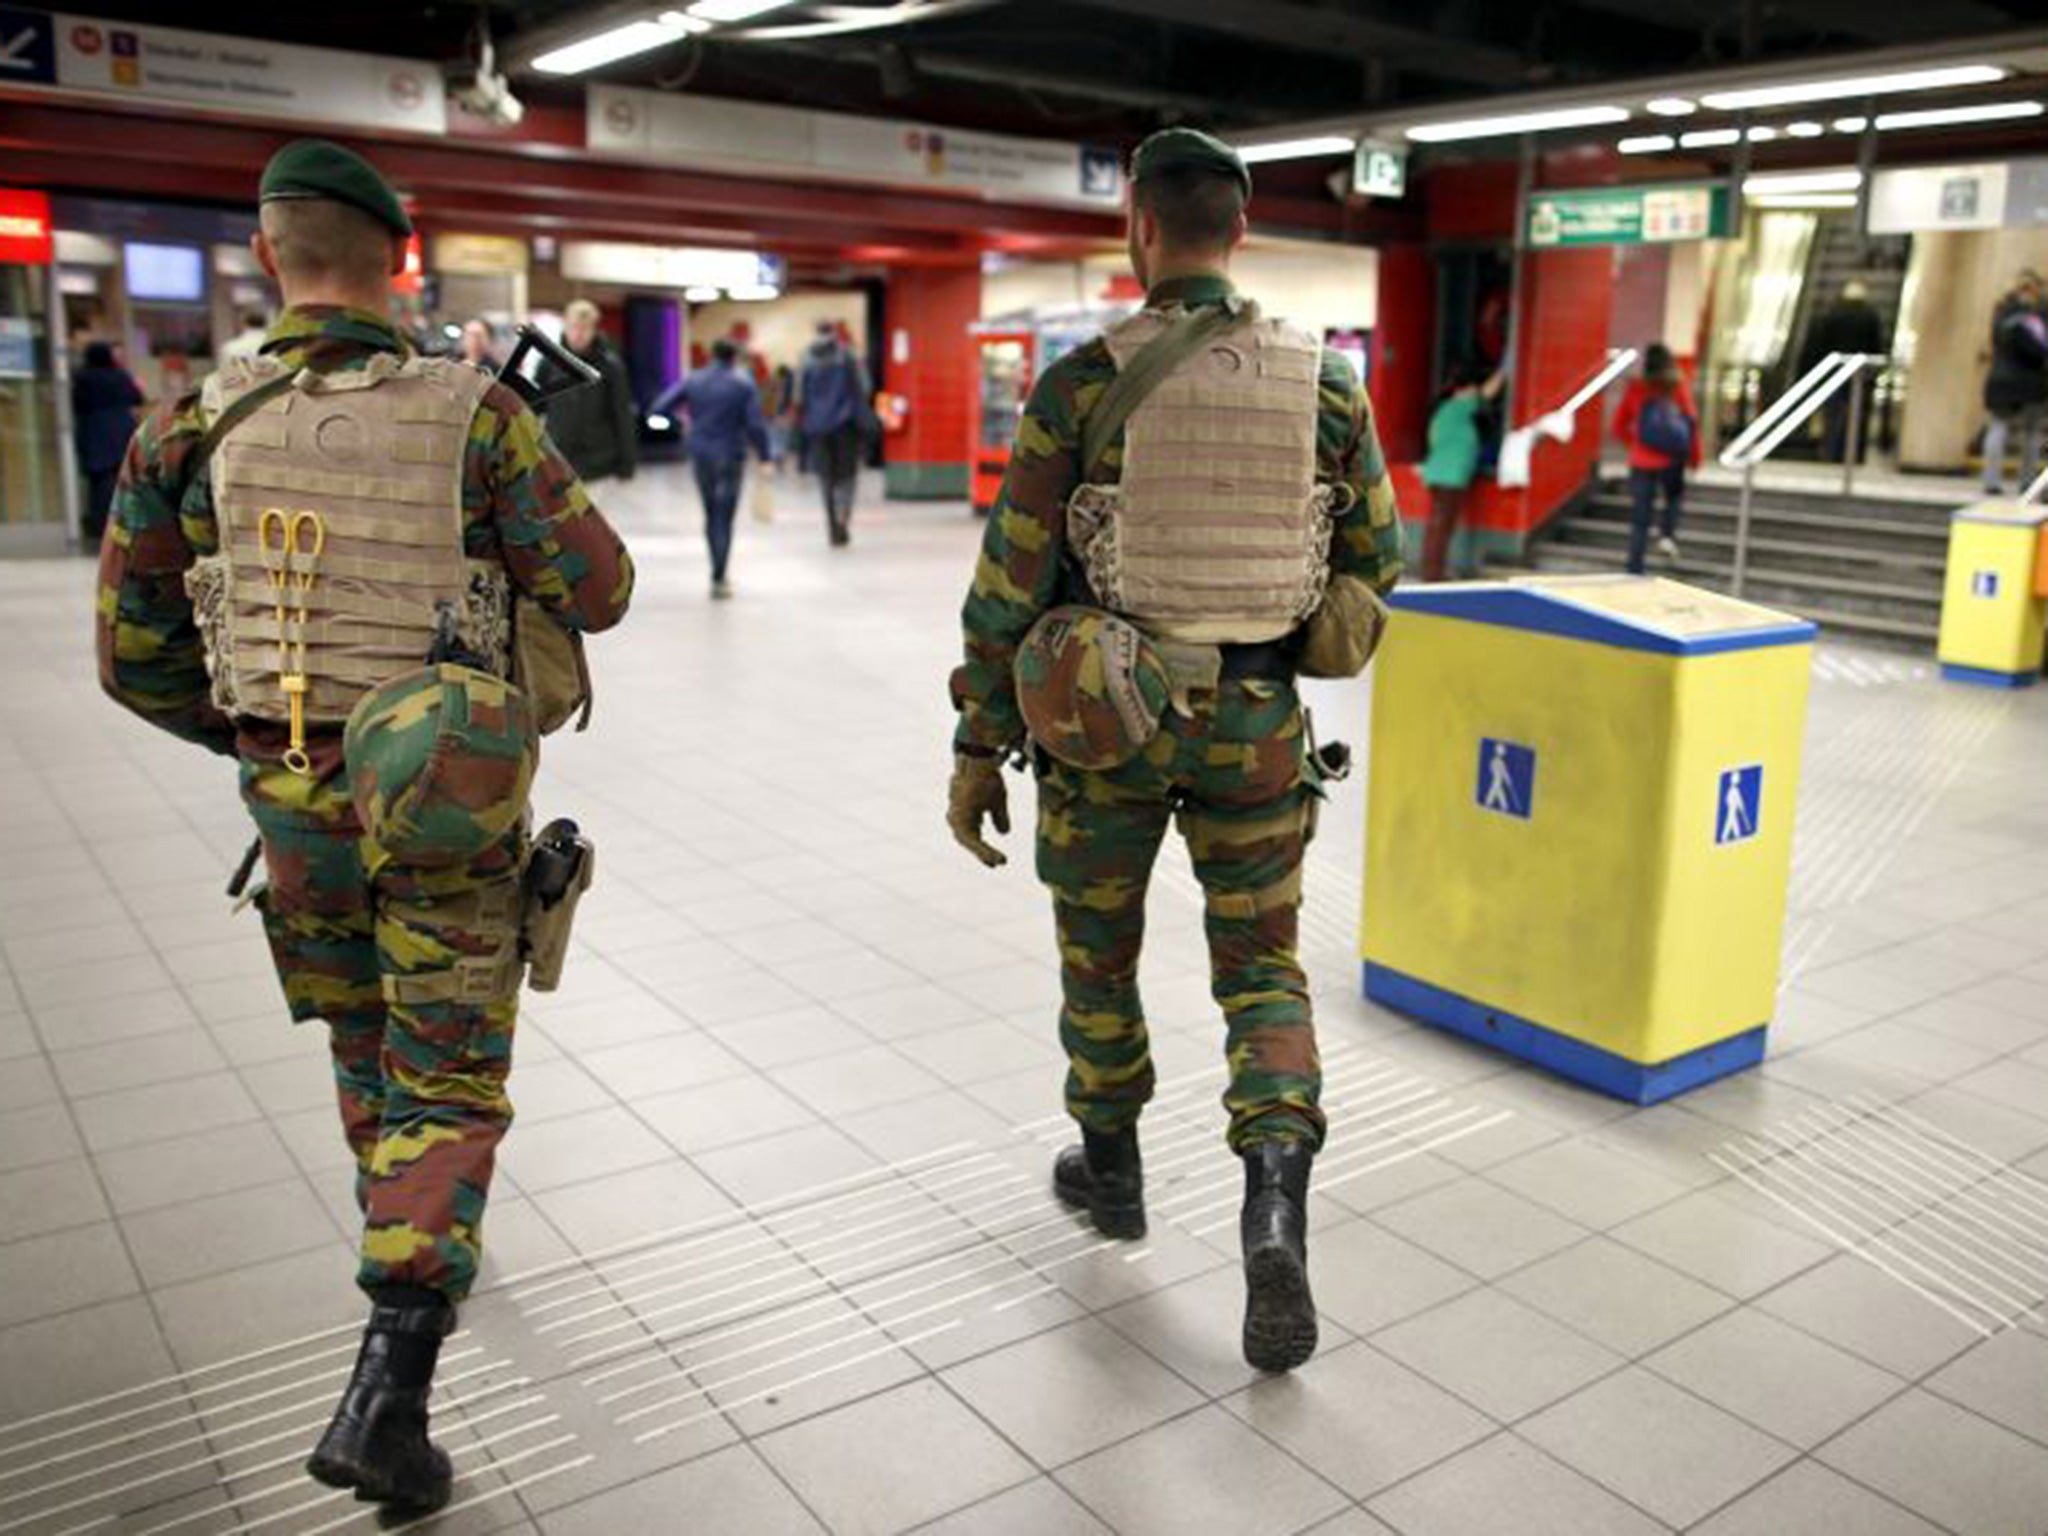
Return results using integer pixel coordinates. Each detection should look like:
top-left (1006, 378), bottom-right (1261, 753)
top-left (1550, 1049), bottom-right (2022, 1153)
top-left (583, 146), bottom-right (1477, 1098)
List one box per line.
top-left (1035, 678), bottom-right (1324, 1152)
top-left (241, 757), bottom-right (524, 1303)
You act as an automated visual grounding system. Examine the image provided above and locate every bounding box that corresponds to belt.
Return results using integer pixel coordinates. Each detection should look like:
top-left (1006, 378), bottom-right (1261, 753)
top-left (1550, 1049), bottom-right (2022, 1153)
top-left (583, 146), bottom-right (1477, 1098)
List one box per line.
top-left (1219, 641), bottom-right (1296, 682)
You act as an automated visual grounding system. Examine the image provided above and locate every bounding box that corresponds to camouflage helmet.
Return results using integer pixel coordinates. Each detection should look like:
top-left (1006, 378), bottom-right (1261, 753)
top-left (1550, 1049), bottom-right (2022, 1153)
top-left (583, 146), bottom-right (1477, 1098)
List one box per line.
top-left (344, 664), bottom-right (537, 866)
top-left (1015, 605), bottom-right (1171, 770)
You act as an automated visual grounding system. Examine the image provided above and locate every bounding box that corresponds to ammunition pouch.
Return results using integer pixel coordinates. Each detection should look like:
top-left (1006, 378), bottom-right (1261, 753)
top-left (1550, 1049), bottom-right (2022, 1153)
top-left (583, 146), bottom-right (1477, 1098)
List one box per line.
top-left (513, 597), bottom-right (594, 735)
top-left (1296, 574), bottom-right (1389, 680)
top-left (521, 818), bottom-right (595, 993)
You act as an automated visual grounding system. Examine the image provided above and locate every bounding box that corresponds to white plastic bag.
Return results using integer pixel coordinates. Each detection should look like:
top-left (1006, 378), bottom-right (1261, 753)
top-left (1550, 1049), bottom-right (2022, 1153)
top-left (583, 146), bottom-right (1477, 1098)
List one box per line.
top-left (749, 471), bottom-right (775, 525)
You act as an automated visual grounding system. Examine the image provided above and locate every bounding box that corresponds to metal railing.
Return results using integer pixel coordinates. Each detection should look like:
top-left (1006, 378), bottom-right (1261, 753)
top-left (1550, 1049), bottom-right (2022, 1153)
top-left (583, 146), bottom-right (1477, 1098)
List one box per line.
top-left (1717, 350), bottom-right (1885, 597)
top-left (1497, 347), bottom-right (1637, 489)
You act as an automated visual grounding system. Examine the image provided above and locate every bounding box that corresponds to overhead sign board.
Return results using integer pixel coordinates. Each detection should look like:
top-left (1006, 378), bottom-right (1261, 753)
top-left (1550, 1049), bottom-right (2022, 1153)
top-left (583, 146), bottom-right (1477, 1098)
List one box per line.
top-left (1868, 161), bottom-right (2022, 233)
top-left (0, 187), bottom-right (53, 264)
top-left (433, 232), bottom-right (530, 276)
top-left (588, 85), bottom-right (1123, 211)
top-left (560, 242), bottom-right (786, 292)
top-left (1527, 184), bottom-right (1732, 247)
top-left (0, 8), bottom-right (445, 134)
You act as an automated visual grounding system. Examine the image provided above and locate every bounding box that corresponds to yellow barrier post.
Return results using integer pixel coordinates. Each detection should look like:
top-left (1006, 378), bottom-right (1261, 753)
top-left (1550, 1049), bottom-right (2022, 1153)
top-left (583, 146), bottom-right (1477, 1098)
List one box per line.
top-left (1937, 502), bottom-right (2047, 688)
top-left (1361, 575), bottom-right (1815, 1104)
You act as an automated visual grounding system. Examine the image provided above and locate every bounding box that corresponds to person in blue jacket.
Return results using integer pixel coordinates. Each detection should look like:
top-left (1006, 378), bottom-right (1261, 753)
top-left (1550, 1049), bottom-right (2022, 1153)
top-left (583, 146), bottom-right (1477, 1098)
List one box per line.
top-left (651, 337), bottom-right (771, 598)
top-left (795, 321), bottom-right (876, 547)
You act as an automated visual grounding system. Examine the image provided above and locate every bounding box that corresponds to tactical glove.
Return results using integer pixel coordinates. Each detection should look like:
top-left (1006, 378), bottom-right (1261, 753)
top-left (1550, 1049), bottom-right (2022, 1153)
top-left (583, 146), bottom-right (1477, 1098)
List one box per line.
top-left (947, 753), bottom-right (1011, 868)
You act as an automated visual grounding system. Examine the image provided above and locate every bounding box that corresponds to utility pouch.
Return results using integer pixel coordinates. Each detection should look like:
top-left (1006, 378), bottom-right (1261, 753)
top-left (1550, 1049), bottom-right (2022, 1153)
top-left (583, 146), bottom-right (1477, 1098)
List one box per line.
top-left (513, 598), bottom-right (594, 735)
top-left (1296, 574), bottom-right (1389, 680)
top-left (521, 817), bottom-right (595, 992)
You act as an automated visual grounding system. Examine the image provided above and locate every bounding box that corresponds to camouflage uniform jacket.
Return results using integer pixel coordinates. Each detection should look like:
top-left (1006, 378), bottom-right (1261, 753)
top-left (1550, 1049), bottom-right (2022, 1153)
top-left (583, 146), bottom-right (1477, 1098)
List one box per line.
top-left (951, 273), bottom-right (1402, 754)
top-left (96, 305), bottom-right (635, 775)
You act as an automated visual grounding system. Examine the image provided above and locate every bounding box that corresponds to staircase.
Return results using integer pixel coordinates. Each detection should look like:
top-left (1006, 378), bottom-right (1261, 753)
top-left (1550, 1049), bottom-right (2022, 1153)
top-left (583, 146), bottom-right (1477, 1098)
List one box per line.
top-left (1501, 476), bottom-right (1951, 645)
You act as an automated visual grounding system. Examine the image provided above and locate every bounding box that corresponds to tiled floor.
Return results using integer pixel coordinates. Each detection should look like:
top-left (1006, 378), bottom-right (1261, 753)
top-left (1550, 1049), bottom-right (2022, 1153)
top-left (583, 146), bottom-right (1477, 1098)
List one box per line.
top-left (2, 465), bottom-right (2047, 1535)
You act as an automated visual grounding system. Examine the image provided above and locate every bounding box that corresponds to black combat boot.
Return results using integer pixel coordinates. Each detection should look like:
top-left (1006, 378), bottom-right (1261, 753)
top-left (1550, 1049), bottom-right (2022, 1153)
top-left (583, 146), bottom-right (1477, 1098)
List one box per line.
top-left (1052, 1125), bottom-right (1146, 1239)
top-left (306, 1290), bottom-right (456, 1512)
top-left (1240, 1141), bottom-right (1318, 1373)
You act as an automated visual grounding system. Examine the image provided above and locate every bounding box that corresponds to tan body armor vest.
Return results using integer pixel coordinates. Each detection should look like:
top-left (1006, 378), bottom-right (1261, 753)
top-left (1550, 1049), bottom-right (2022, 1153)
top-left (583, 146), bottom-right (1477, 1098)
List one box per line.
top-left (1068, 307), bottom-right (1336, 646)
top-left (191, 353), bottom-right (499, 727)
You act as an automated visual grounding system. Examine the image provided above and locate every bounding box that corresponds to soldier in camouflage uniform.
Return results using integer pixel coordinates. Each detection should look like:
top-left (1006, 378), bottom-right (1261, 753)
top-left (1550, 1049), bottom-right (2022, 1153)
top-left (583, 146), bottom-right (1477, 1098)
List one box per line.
top-left (96, 140), bottom-right (632, 1510)
top-left (946, 129), bottom-right (1401, 1373)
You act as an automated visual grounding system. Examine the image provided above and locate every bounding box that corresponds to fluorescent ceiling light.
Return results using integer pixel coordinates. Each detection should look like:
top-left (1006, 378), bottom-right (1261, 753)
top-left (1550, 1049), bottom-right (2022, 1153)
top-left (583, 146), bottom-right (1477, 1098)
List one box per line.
top-left (1744, 169), bottom-right (1861, 193)
top-left (532, 15), bottom-right (704, 73)
top-left (1619, 134), bottom-right (1676, 154)
top-left (1678, 128), bottom-right (1740, 148)
top-left (1700, 63), bottom-right (2005, 111)
top-left (1786, 121), bottom-right (1825, 138)
top-left (1833, 116), bottom-right (1869, 132)
top-left (1748, 193), bottom-right (1860, 209)
top-left (1645, 97), bottom-right (1697, 117)
top-left (1239, 135), bottom-right (1356, 163)
top-left (683, 285), bottom-right (722, 302)
top-left (686, 0), bottom-right (794, 19)
top-left (1405, 104), bottom-right (1629, 142)
top-left (645, 413), bottom-right (674, 431)
top-left (1875, 100), bottom-right (2045, 130)
top-left (1745, 126), bottom-right (1778, 142)
top-left (727, 284), bottom-right (781, 301)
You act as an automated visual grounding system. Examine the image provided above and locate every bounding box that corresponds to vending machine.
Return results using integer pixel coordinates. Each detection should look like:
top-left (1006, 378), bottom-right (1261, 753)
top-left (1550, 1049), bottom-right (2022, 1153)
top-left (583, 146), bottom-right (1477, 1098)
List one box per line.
top-left (968, 309), bottom-right (1133, 516)
top-left (971, 326), bottom-right (1034, 517)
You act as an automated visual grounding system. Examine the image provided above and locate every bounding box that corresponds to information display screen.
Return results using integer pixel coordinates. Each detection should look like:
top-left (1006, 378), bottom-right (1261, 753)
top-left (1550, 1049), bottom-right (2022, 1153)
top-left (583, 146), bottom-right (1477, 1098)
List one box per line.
top-left (124, 243), bottom-right (205, 304)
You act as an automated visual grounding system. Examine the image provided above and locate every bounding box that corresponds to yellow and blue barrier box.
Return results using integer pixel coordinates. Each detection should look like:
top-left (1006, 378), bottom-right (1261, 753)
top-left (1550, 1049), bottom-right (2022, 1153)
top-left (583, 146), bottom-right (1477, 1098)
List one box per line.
top-left (1937, 502), bottom-right (2046, 688)
top-left (1361, 575), bottom-right (1815, 1104)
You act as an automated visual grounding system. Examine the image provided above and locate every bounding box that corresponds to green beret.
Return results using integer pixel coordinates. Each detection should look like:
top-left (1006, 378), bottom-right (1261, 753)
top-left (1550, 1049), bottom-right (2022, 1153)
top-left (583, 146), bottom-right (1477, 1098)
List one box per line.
top-left (259, 139), bottom-right (412, 237)
top-left (1130, 128), bottom-right (1251, 198)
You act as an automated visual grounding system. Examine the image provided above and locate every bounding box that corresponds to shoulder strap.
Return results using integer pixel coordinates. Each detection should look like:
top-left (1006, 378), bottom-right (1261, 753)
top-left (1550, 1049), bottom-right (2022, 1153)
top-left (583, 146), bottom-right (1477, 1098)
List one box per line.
top-left (190, 371), bottom-right (301, 489)
top-left (1081, 298), bottom-right (1255, 478)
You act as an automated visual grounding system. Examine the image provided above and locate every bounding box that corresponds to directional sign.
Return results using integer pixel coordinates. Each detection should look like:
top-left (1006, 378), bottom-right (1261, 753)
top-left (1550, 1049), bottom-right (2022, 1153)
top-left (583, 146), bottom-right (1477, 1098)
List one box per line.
top-left (1971, 570), bottom-right (2000, 598)
top-left (0, 8), bottom-right (56, 84)
top-left (1527, 183), bottom-right (1733, 247)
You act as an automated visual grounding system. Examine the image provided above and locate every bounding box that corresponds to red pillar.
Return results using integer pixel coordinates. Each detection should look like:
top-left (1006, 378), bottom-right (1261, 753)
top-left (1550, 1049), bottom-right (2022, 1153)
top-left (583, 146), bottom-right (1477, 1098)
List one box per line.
top-left (882, 264), bottom-right (980, 499)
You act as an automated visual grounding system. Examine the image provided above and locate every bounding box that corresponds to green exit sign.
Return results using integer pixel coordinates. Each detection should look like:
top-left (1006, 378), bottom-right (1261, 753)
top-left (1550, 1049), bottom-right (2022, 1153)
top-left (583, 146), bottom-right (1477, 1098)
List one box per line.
top-left (1354, 142), bottom-right (1406, 200)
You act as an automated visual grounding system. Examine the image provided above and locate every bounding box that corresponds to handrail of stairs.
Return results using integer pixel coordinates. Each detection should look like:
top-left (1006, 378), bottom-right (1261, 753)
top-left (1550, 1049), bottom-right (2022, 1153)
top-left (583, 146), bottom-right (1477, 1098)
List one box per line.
top-left (1496, 347), bottom-right (1637, 490)
top-left (1717, 350), bottom-right (1885, 597)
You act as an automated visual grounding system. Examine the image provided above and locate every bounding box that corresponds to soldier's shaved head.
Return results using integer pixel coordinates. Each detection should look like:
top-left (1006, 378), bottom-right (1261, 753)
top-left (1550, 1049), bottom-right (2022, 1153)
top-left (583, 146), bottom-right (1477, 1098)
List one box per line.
top-left (1134, 167), bottom-right (1246, 253)
top-left (254, 198), bottom-right (403, 302)
top-left (1127, 166), bottom-right (1248, 289)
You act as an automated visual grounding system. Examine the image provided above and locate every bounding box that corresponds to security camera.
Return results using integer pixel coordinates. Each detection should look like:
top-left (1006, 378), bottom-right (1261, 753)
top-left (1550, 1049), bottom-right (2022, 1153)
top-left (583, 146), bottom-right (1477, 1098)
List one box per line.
top-left (448, 26), bottom-right (524, 126)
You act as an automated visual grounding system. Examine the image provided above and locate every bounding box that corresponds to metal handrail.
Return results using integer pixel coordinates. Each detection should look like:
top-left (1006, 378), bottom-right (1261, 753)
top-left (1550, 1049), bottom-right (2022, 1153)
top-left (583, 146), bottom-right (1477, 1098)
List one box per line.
top-left (1497, 347), bottom-right (1637, 489)
top-left (1544, 346), bottom-right (1640, 425)
top-left (1718, 350), bottom-right (1885, 597)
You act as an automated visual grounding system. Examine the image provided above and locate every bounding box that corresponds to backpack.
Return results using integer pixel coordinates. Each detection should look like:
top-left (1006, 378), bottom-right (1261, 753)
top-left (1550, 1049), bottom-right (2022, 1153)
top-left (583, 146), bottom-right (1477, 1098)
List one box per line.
top-left (1638, 396), bottom-right (1694, 459)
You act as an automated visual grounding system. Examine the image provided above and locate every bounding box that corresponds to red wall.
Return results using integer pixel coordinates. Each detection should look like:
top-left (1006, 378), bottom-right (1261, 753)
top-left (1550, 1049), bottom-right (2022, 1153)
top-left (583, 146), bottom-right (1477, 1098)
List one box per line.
top-left (1374, 160), bottom-right (1621, 545)
top-left (1372, 244), bottom-right (1435, 465)
top-left (1511, 247), bottom-right (1617, 532)
top-left (882, 264), bottom-right (980, 492)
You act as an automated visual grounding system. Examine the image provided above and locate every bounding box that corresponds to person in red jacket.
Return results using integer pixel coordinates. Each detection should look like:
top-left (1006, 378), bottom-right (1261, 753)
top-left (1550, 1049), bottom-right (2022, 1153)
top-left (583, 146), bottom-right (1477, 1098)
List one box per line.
top-left (1612, 343), bottom-right (1701, 574)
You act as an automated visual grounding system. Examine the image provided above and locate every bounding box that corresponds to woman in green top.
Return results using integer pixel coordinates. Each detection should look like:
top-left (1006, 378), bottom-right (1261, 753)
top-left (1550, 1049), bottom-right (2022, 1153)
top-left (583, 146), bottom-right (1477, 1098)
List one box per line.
top-left (1419, 363), bottom-right (1505, 581)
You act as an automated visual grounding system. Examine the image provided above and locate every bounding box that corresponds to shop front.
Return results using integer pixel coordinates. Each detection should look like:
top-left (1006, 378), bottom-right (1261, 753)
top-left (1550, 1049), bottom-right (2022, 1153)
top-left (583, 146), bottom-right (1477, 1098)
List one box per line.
top-left (0, 187), bottom-right (68, 554)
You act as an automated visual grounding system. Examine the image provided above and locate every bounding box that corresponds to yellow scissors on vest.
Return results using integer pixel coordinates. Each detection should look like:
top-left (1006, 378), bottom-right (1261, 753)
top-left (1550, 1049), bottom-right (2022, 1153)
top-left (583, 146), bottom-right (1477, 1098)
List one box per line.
top-left (258, 507), bottom-right (325, 776)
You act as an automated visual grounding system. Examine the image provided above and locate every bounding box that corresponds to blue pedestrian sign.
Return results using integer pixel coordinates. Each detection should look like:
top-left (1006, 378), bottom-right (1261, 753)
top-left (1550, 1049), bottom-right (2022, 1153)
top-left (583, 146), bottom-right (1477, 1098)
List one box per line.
top-left (1971, 570), bottom-right (1999, 598)
top-left (1476, 738), bottom-right (1535, 820)
top-left (1716, 764), bottom-right (1762, 845)
top-left (1079, 145), bottom-right (1122, 199)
